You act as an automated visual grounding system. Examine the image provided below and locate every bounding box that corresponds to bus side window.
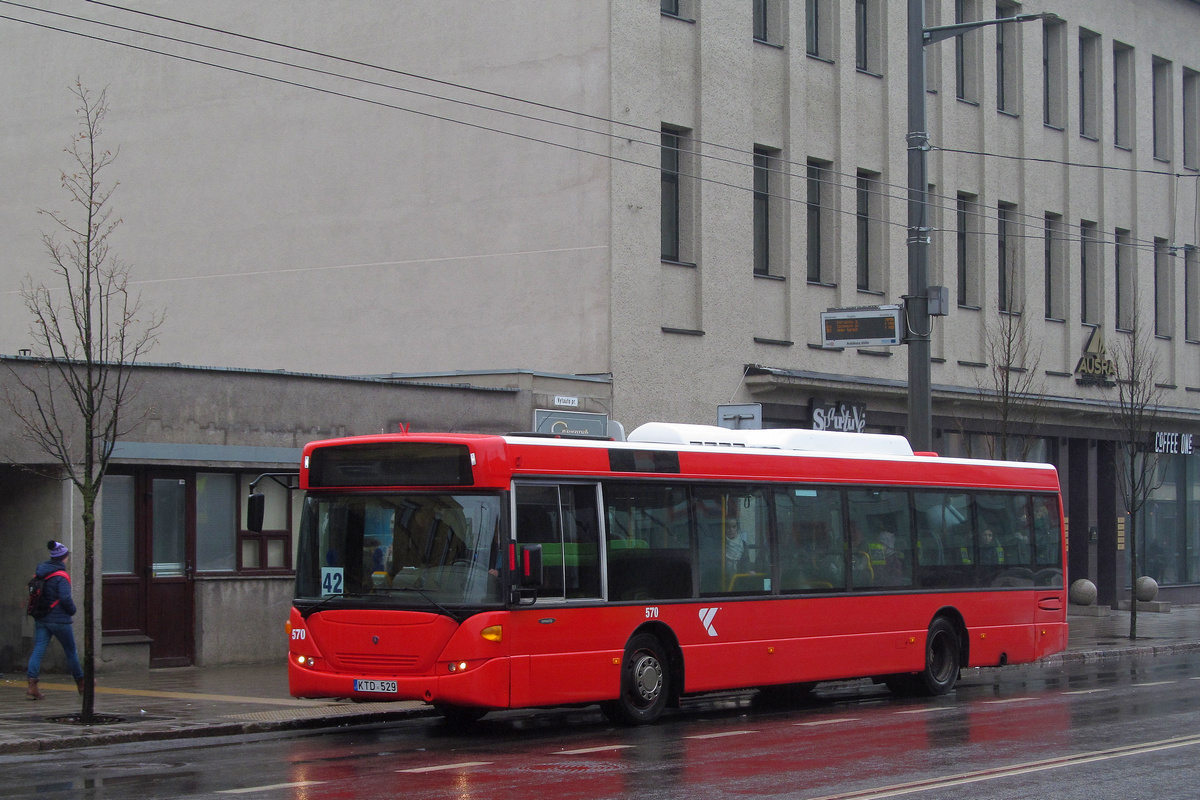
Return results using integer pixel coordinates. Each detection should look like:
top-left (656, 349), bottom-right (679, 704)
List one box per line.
top-left (515, 485), bottom-right (565, 599)
top-left (976, 493), bottom-right (1034, 587)
top-left (695, 488), bottom-right (772, 595)
top-left (914, 492), bottom-right (973, 588)
top-left (513, 484), bottom-right (601, 600)
top-left (777, 487), bottom-right (845, 592)
top-left (846, 489), bottom-right (913, 589)
top-left (604, 483), bottom-right (693, 601)
top-left (1031, 495), bottom-right (1063, 586)
top-left (559, 484), bottom-right (601, 599)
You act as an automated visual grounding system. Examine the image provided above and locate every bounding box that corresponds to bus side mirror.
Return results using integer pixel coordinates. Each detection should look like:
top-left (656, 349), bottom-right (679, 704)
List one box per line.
top-left (247, 493), bottom-right (265, 533)
top-left (518, 544), bottom-right (543, 588)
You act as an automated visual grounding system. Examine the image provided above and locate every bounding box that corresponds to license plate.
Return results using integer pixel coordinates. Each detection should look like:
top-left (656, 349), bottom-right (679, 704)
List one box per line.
top-left (354, 679), bottom-right (398, 693)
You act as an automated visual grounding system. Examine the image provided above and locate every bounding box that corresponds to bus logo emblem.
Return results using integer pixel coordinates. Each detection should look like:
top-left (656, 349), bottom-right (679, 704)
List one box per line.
top-left (699, 607), bottom-right (720, 637)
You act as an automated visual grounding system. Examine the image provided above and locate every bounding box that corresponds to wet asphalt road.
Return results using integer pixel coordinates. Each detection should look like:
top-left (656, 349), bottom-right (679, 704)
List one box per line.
top-left (4, 653), bottom-right (1200, 800)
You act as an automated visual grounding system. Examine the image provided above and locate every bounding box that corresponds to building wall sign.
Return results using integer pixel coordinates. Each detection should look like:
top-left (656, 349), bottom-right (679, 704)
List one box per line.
top-left (1155, 432), bottom-right (1195, 455)
top-left (1075, 328), bottom-right (1116, 387)
top-left (811, 400), bottom-right (867, 433)
top-left (533, 409), bottom-right (609, 436)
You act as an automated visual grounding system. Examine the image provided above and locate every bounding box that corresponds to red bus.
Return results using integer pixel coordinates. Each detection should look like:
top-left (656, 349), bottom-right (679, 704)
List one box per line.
top-left (276, 422), bottom-right (1066, 724)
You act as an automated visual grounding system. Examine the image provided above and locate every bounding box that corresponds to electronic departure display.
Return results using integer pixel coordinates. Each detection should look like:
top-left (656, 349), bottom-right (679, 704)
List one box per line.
top-left (821, 305), bottom-right (903, 348)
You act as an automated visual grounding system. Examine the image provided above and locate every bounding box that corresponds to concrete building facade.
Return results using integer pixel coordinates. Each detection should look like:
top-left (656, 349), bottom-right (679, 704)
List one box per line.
top-left (1, 0), bottom-right (1199, 668)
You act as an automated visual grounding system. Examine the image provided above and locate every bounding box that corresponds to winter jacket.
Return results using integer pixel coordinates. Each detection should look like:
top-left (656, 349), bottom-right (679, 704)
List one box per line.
top-left (34, 558), bottom-right (76, 624)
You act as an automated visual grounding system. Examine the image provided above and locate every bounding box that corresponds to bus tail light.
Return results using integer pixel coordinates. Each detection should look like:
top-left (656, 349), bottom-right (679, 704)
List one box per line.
top-left (480, 625), bottom-right (503, 642)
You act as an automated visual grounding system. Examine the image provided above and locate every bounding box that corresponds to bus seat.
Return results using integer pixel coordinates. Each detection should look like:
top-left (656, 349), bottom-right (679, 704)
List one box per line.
top-left (728, 572), bottom-right (768, 592)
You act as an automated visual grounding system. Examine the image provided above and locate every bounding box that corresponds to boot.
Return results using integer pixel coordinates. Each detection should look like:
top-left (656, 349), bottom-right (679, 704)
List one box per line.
top-left (26, 679), bottom-right (44, 701)
top-left (76, 676), bottom-right (85, 695)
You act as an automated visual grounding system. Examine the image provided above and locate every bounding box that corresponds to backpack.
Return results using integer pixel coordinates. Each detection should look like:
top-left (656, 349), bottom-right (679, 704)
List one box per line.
top-left (26, 570), bottom-right (68, 619)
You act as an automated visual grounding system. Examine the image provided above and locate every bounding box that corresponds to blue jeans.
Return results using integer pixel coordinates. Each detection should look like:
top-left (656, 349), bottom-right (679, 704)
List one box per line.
top-left (27, 621), bottom-right (84, 680)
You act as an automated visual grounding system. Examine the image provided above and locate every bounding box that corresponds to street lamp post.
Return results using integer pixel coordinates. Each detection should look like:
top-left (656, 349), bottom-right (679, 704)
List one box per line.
top-left (905, 5), bottom-right (1059, 452)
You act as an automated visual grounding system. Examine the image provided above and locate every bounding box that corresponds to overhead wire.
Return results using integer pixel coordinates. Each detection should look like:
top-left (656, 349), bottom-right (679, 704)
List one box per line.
top-left (1, 0), bottom-right (1196, 260)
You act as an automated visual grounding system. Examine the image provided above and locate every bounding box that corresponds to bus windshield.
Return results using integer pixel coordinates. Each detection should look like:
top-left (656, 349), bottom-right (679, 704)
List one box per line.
top-left (295, 492), bottom-right (506, 606)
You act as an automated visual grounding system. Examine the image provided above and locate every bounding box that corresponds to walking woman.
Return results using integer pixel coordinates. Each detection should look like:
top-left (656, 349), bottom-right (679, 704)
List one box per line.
top-left (26, 540), bottom-right (84, 700)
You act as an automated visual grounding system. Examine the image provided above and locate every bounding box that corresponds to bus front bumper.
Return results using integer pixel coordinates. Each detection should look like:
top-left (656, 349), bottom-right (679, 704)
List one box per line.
top-left (288, 655), bottom-right (511, 709)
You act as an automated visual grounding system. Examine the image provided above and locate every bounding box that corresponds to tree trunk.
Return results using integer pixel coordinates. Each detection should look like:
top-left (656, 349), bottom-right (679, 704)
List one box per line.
top-left (1128, 499), bottom-right (1138, 641)
top-left (81, 486), bottom-right (97, 722)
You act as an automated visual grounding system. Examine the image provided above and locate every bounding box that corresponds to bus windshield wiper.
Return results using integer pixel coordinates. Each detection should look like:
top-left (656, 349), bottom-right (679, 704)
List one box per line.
top-left (298, 591), bottom-right (344, 617)
top-left (392, 586), bottom-right (463, 622)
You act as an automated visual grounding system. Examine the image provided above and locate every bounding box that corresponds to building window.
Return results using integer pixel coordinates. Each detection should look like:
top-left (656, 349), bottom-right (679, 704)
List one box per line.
top-left (753, 146), bottom-right (782, 277)
top-left (806, 0), bottom-right (830, 58)
top-left (1156, 238), bottom-right (1174, 338)
top-left (995, 3), bottom-right (1018, 114)
top-left (955, 0), bottom-right (979, 102)
top-left (806, 159), bottom-right (831, 283)
top-left (1044, 213), bottom-right (1065, 319)
top-left (661, 0), bottom-right (678, 15)
top-left (197, 473), bottom-right (237, 572)
top-left (661, 127), bottom-right (694, 263)
top-left (1115, 228), bottom-right (1134, 331)
top-left (753, 0), bottom-right (783, 46)
top-left (957, 192), bottom-right (980, 306)
top-left (856, 170), bottom-right (881, 291)
top-left (239, 474), bottom-right (293, 572)
top-left (1079, 29), bottom-right (1100, 139)
top-left (855, 0), bottom-right (868, 70)
top-left (1114, 42), bottom-right (1134, 149)
top-left (1186, 245), bottom-right (1200, 342)
top-left (997, 202), bottom-right (1018, 311)
top-left (1153, 58), bottom-right (1174, 161)
top-left (101, 475), bottom-right (136, 575)
top-left (855, 0), bottom-right (880, 73)
top-left (1042, 19), bottom-right (1065, 128)
top-left (1185, 69), bottom-right (1200, 170)
top-left (1080, 220), bottom-right (1100, 325)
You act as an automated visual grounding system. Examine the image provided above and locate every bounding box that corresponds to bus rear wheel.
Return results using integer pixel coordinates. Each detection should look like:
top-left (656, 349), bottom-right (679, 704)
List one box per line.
top-left (602, 634), bottom-right (670, 725)
top-left (916, 617), bottom-right (961, 696)
top-left (885, 617), bottom-right (961, 697)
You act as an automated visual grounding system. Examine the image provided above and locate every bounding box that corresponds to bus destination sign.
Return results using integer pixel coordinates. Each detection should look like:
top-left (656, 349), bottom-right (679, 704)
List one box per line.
top-left (821, 305), bottom-right (903, 348)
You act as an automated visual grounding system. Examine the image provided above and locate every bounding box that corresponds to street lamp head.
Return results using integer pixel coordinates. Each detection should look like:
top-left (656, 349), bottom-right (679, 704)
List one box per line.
top-left (1014, 11), bottom-right (1062, 23)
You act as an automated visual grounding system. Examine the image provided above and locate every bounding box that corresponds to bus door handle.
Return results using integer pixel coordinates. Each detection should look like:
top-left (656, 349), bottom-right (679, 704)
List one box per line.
top-left (1037, 597), bottom-right (1062, 611)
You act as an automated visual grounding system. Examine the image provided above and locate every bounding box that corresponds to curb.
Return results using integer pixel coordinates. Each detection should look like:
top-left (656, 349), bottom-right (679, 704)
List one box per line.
top-left (1041, 641), bottom-right (1200, 666)
top-left (0, 706), bottom-right (437, 755)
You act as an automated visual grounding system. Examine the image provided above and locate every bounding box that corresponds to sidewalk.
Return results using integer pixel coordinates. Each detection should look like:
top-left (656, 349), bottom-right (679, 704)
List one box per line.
top-left (3, 605), bottom-right (1200, 754)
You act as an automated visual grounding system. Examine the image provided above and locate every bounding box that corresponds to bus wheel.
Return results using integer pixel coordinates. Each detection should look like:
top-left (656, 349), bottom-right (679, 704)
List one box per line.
top-left (602, 634), bottom-right (670, 725)
top-left (916, 617), bottom-right (961, 696)
top-left (435, 704), bottom-right (488, 725)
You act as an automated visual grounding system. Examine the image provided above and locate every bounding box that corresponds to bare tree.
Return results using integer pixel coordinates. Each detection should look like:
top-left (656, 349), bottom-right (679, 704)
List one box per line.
top-left (4, 82), bottom-right (163, 721)
top-left (975, 305), bottom-right (1048, 461)
top-left (1109, 309), bottom-right (1165, 641)
top-left (955, 253), bottom-right (1048, 462)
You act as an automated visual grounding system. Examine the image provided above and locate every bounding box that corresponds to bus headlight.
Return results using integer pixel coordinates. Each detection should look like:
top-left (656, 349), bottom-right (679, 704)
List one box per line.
top-left (447, 661), bottom-right (469, 673)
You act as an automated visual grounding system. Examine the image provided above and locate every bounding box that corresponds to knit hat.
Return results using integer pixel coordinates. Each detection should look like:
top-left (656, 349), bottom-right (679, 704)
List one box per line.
top-left (48, 540), bottom-right (69, 559)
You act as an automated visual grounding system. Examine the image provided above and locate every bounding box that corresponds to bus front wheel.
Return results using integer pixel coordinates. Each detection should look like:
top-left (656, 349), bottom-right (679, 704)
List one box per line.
top-left (916, 617), bottom-right (961, 696)
top-left (602, 634), bottom-right (670, 725)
